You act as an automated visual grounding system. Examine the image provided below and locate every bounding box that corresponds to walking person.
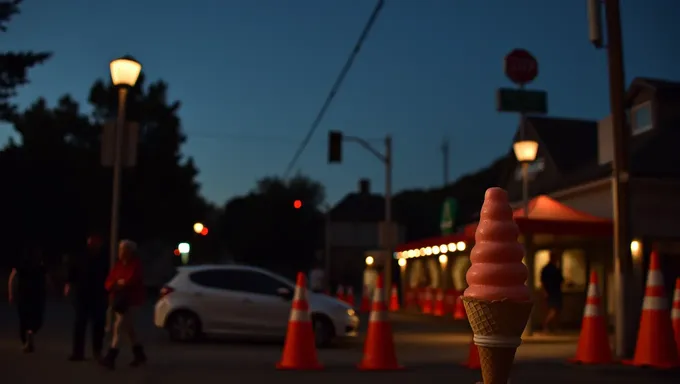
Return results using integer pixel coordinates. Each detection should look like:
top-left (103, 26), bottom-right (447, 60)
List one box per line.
top-left (7, 246), bottom-right (49, 353)
top-left (65, 233), bottom-right (109, 362)
top-left (540, 249), bottom-right (565, 333)
top-left (99, 240), bottom-right (147, 370)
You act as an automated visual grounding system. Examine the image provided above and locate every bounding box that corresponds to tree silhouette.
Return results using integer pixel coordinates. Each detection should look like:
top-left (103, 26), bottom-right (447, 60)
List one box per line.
top-left (0, 0), bottom-right (51, 121)
top-left (220, 174), bottom-right (325, 277)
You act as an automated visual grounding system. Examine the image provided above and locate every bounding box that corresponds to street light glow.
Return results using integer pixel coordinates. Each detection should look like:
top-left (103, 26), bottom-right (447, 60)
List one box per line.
top-left (398, 258), bottom-right (406, 267)
top-left (438, 254), bottom-right (448, 264)
top-left (110, 56), bottom-right (142, 87)
top-left (193, 222), bottom-right (204, 234)
top-left (513, 140), bottom-right (539, 163)
top-left (178, 242), bottom-right (190, 254)
top-left (365, 256), bottom-right (374, 266)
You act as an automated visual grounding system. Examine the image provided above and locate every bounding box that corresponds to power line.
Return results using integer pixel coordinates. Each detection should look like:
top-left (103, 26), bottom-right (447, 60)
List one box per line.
top-left (187, 133), bottom-right (298, 143)
top-left (282, 0), bottom-right (385, 178)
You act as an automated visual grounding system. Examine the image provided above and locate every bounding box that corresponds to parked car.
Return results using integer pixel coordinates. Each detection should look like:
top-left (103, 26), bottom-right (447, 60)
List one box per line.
top-left (154, 264), bottom-right (359, 347)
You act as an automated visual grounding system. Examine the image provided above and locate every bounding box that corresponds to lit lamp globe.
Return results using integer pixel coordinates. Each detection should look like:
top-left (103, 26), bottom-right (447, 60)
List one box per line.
top-left (193, 222), bottom-right (204, 234)
top-left (110, 56), bottom-right (142, 87)
top-left (513, 140), bottom-right (539, 163)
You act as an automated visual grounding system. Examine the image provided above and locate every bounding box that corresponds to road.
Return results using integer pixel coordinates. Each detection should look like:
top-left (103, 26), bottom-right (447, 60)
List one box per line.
top-left (0, 300), bottom-right (677, 383)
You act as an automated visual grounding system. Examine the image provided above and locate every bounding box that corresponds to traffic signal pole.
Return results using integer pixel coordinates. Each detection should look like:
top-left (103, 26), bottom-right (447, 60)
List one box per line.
top-left (344, 135), bottom-right (394, 291)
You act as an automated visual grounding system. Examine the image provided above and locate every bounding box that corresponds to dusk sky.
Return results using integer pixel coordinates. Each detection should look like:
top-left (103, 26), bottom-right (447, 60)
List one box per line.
top-left (5, 0), bottom-right (679, 206)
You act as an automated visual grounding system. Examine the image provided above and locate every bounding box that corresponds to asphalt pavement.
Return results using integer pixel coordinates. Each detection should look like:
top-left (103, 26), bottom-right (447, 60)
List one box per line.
top-left (0, 300), bottom-right (678, 383)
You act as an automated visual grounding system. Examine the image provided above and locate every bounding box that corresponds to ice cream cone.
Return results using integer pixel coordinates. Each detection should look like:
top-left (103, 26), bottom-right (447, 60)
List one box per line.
top-left (462, 297), bottom-right (532, 384)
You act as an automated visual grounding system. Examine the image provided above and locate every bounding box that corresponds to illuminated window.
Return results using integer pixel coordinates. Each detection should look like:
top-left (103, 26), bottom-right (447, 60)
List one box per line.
top-left (452, 256), bottom-right (471, 291)
top-left (532, 249), bottom-right (587, 291)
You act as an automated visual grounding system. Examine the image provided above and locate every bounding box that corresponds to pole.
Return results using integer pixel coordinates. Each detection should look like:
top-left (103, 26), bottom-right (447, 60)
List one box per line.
top-left (324, 207), bottom-right (332, 292)
top-left (442, 139), bottom-right (449, 186)
top-left (106, 87), bottom-right (127, 331)
top-left (519, 98), bottom-right (534, 336)
top-left (604, 0), bottom-right (634, 358)
top-left (384, 135), bottom-right (393, 293)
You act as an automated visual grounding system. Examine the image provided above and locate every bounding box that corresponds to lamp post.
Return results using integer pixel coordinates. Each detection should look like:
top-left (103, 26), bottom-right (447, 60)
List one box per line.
top-left (513, 138), bottom-right (538, 335)
top-left (108, 56), bottom-right (141, 269)
top-left (398, 258), bottom-right (407, 306)
top-left (106, 55), bottom-right (141, 331)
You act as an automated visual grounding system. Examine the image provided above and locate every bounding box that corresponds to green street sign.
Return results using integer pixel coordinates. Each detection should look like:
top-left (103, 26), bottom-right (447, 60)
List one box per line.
top-left (440, 198), bottom-right (458, 235)
top-left (496, 88), bottom-right (548, 114)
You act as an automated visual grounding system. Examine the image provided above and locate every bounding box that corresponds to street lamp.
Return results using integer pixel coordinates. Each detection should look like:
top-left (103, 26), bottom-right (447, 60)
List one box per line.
top-left (107, 55), bottom-right (141, 270)
top-left (106, 55), bottom-right (141, 333)
top-left (365, 256), bottom-right (374, 266)
top-left (193, 222), bottom-right (204, 234)
top-left (514, 138), bottom-right (538, 336)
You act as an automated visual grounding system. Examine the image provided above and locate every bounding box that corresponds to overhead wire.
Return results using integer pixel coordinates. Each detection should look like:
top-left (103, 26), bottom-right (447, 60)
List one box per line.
top-left (282, 0), bottom-right (385, 178)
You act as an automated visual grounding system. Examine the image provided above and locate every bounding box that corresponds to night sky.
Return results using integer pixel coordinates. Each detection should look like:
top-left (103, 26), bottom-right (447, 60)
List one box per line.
top-left (5, 0), bottom-right (679, 205)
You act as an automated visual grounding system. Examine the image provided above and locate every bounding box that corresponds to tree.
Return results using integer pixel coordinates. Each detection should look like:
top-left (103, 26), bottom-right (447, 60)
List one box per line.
top-left (0, 0), bottom-right (51, 121)
top-left (219, 174), bottom-right (325, 277)
top-left (87, 73), bottom-right (206, 243)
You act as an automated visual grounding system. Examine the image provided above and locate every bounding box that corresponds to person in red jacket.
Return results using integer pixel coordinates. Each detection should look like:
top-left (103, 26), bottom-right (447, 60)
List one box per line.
top-left (99, 240), bottom-right (147, 369)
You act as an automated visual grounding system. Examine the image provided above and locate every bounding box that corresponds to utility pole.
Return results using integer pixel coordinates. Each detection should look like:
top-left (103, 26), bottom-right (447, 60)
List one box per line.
top-left (442, 138), bottom-right (450, 186)
top-left (589, 0), bottom-right (635, 358)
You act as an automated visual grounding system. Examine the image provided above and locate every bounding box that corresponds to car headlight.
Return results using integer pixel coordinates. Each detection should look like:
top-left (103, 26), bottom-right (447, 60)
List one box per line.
top-left (346, 309), bottom-right (356, 317)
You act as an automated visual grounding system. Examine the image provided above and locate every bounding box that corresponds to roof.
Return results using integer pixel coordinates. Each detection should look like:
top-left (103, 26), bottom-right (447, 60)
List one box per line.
top-left (329, 192), bottom-right (385, 222)
top-left (464, 195), bottom-right (611, 238)
top-left (525, 116), bottom-right (599, 174)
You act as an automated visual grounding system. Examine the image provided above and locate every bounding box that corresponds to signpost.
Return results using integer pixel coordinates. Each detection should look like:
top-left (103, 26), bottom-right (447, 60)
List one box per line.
top-left (497, 48), bottom-right (548, 337)
top-left (440, 198), bottom-right (458, 236)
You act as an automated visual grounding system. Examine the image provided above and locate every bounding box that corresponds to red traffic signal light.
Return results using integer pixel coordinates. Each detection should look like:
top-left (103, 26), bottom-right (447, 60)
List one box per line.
top-left (293, 200), bottom-right (302, 209)
top-left (200, 227), bottom-right (209, 236)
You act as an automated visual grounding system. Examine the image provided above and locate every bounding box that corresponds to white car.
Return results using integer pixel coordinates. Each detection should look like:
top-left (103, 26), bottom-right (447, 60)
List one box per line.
top-left (154, 264), bottom-right (359, 347)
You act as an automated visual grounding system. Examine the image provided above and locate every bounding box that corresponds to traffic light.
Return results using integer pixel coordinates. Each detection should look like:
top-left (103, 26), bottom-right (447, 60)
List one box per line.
top-left (328, 130), bottom-right (343, 163)
top-left (293, 200), bottom-right (302, 209)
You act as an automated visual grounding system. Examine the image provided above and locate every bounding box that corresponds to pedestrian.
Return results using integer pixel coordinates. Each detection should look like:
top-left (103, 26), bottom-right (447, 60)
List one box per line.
top-left (7, 246), bottom-right (49, 353)
top-left (540, 249), bottom-right (565, 333)
top-left (65, 233), bottom-right (109, 362)
top-left (99, 239), bottom-right (147, 370)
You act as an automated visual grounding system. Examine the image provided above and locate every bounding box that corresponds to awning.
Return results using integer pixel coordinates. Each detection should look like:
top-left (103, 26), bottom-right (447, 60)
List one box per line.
top-left (464, 195), bottom-right (612, 238)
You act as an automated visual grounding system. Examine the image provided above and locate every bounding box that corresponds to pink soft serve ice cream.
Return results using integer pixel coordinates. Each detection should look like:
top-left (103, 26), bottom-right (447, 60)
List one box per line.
top-left (464, 187), bottom-right (530, 302)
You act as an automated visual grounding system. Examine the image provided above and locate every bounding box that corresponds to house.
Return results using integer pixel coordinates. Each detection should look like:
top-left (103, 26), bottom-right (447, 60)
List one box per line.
top-left (325, 179), bottom-right (405, 290)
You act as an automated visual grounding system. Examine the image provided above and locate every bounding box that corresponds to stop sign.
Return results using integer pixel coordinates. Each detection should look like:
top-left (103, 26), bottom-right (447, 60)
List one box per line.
top-left (504, 49), bottom-right (538, 85)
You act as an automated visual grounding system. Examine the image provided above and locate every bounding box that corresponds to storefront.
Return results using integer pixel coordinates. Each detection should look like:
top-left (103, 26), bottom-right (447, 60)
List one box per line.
top-left (396, 194), bottom-right (614, 328)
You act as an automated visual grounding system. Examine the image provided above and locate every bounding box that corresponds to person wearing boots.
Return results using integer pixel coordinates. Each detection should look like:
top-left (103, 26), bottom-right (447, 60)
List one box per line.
top-left (99, 240), bottom-right (147, 370)
top-left (65, 233), bottom-right (109, 362)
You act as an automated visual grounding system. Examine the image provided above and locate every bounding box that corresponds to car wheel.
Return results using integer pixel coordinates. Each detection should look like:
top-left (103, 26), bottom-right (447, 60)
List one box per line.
top-left (167, 311), bottom-right (202, 342)
top-left (312, 314), bottom-right (335, 348)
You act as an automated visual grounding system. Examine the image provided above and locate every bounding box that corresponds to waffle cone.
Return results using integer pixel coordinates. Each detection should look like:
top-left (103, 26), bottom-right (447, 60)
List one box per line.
top-left (462, 297), bottom-right (532, 384)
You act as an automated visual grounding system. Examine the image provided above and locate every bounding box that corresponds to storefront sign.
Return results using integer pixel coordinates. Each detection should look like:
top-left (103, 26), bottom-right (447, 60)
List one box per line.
top-left (440, 198), bottom-right (458, 235)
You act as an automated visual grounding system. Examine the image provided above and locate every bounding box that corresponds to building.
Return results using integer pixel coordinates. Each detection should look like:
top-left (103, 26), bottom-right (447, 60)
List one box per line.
top-left (324, 179), bottom-right (405, 291)
top-left (395, 77), bottom-right (680, 328)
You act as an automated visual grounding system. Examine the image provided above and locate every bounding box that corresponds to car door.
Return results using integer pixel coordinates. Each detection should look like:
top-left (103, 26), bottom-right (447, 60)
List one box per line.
top-left (187, 269), bottom-right (256, 333)
top-left (231, 270), bottom-right (293, 336)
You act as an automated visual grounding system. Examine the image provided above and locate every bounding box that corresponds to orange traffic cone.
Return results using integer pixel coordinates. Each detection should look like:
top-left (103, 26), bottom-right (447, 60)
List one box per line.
top-left (462, 338), bottom-right (481, 369)
top-left (336, 285), bottom-right (345, 303)
top-left (433, 288), bottom-right (445, 316)
top-left (389, 284), bottom-right (400, 312)
top-left (360, 286), bottom-right (372, 313)
top-left (422, 287), bottom-right (433, 314)
top-left (277, 272), bottom-right (323, 370)
top-left (569, 271), bottom-right (612, 364)
top-left (623, 251), bottom-right (679, 369)
top-left (453, 294), bottom-right (466, 320)
top-left (672, 278), bottom-right (680, 358)
top-left (444, 289), bottom-right (456, 314)
top-left (346, 287), bottom-right (355, 307)
top-left (357, 275), bottom-right (402, 370)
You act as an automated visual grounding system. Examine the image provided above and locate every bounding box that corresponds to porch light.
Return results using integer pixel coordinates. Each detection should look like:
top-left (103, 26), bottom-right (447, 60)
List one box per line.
top-left (438, 254), bottom-right (448, 264)
top-left (513, 140), bottom-right (539, 163)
